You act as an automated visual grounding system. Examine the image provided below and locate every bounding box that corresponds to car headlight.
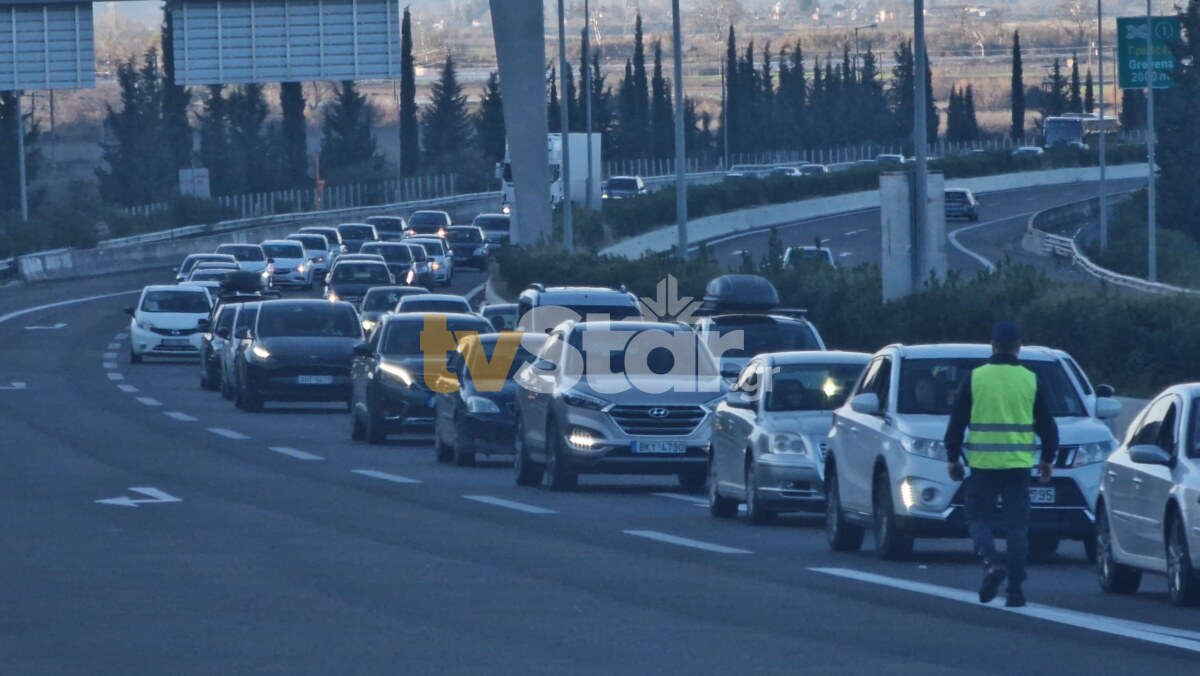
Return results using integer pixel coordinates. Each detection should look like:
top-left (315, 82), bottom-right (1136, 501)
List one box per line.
top-left (251, 345), bottom-right (272, 361)
top-left (361, 319), bottom-right (376, 333)
top-left (562, 391), bottom-right (609, 410)
top-left (1073, 440), bottom-right (1117, 467)
top-left (771, 432), bottom-right (808, 455)
top-left (567, 428), bottom-right (600, 451)
top-left (406, 271), bottom-right (415, 284)
top-left (135, 319), bottom-right (156, 330)
top-left (601, 192), bottom-right (610, 199)
top-left (431, 261), bottom-right (441, 271)
top-left (296, 263), bottom-right (307, 274)
top-left (437, 229), bottom-right (447, 237)
top-left (900, 435), bottom-right (949, 461)
top-left (327, 292), bottom-right (340, 302)
top-left (467, 396), bottom-right (501, 413)
top-left (315, 256), bottom-right (326, 263)
top-left (899, 478), bottom-right (951, 511)
top-left (379, 362), bottom-right (414, 386)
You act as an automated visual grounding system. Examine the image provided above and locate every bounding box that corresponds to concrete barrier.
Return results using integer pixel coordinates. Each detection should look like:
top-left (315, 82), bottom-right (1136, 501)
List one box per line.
top-left (16, 193), bottom-right (500, 283)
top-left (601, 164), bottom-right (1151, 259)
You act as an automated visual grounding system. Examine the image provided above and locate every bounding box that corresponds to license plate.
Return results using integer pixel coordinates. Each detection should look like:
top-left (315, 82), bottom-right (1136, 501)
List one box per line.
top-left (162, 339), bottom-right (189, 347)
top-left (297, 375), bottom-right (333, 385)
top-left (1029, 487), bottom-right (1056, 504)
top-left (632, 440), bottom-right (686, 454)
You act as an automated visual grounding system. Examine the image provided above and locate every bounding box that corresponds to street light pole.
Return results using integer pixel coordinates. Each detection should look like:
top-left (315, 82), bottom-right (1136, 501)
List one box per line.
top-left (913, 0), bottom-right (929, 289)
top-left (583, 0), bottom-right (594, 209)
top-left (672, 0), bottom-right (688, 260)
top-left (721, 61), bottom-right (729, 171)
top-left (13, 91), bottom-right (28, 222)
top-left (1144, 0), bottom-right (1157, 282)
top-left (853, 23), bottom-right (876, 76)
top-left (1098, 0), bottom-right (1108, 251)
top-left (557, 0), bottom-right (573, 253)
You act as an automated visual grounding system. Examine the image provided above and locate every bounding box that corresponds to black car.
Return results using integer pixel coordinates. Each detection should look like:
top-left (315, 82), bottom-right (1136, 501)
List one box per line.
top-left (234, 300), bottom-right (363, 412)
top-left (365, 216), bottom-right (407, 241)
top-left (358, 286), bottom-right (430, 335)
top-left (337, 223), bottom-right (379, 253)
top-left (444, 226), bottom-right (489, 270)
top-left (324, 261), bottom-right (394, 308)
top-left (360, 242), bottom-right (418, 284)
top-left (350, 312), bottom-right (494, 444)
top-left (434, 332), bottom-right (547, 465)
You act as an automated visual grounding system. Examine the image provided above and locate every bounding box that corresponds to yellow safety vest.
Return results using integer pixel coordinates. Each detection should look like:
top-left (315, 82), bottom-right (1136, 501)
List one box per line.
top-left (966, 363), bottom-right (1038, 470)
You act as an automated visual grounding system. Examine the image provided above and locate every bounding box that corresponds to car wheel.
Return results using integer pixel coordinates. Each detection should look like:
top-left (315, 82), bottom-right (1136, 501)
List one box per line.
top-left (350, 404), bottom-right (366, 441)
top-left (745, 459), bottom-right (775, 526)
top-left (1029, 537), bottom-right (1061, 563)
top-left (221, 375), bottom-right (235, 401)
top-left (240, 380), bottom-right (263, 413)
top-left (677, 468), bottom-right (706, 492)
top-left (434, 432), bottom-right (453, 463)
top-left (825, 464), bottom-right (865, 552)
top-left (1097, 506), bottom-right (1141, 595)
top-left (129, 348), bottom-right (143, 365)
top-left (873, 474), bottom-right (914, 560)
top-left (453, 414), bottom-right (476, 467)
top-left (543, 419), bottom-right (578, 492)
top-left (365, 399), bottom-right (387, 446)
top-left (708, 456), bottom-right (738, 518)
top-left (202, 365), bottom-right (220, 392)
top-left (1083, 533), bottom-right (1098, 564)
top-left (513, 415), bottom-right (542, 486)
top-left (1167, 515), bottom-right (1200, 606)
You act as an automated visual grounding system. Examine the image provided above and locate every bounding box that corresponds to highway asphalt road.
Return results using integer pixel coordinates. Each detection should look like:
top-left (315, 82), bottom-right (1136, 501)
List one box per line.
top-left (3, 192), bottom-right (1198, 674)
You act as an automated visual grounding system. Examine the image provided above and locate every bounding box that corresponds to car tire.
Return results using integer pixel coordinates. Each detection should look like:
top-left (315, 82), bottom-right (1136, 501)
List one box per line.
top-left (825, 464), bottom-right (865, 552)
top-left (453, 415), bottom-right (475, 467)
top-left (434, 433), bottom-right (453, 463)
top-left (1083, 534), bottom-right (1098, 564)
top-left (1097, 505), bottom-right (1142, 594)
top-left (873, 474), bottom-right (914, 560)
top-left (221, 375), bottom-right (235, 401)
top-left (365, 400), bottom-right (387, 446)
top-left (745, 459), bottom-right (775, 526)
top-left (1167, 515), bottom-right (1200, 606)
top-left (708, 457), bottom-right (738, 518)
top-left (240, 380), bottom-right (263, 413)
top-left (513, 415), bottom-right (542, 486)
top-left (677, 469), bottom-right (706, 492)
top-left (202, 365), bottom-right (220, 392)
top-left (543, 420), bottom-right (577, 492)
top-left (129, 348), bottom-right (143, 365)
top-left (351, 405), bottom-right (366, 442)
top-left (1029, 537), bottom-right (1061, 562)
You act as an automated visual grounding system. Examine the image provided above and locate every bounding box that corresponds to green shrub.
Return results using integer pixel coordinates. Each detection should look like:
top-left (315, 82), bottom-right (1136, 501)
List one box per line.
top-left (1087, 190), bottom-right (1200, 289)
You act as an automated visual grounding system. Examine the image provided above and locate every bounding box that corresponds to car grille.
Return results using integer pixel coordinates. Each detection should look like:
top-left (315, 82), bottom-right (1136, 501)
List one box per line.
top-left (150, 327), bottom-right (200, 336)
top-left (608, 405), bottom-right (706, 436)
top-left (817, 441), bottom-right (829, 463)
top-left (275, 268), bottom-right (293, 275)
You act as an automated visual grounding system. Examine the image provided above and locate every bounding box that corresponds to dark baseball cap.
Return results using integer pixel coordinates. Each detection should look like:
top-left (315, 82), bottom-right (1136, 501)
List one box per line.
top-left (991, 321), bottom-right (1021, 348)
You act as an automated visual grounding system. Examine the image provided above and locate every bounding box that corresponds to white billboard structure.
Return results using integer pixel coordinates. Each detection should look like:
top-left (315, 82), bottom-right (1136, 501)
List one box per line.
top-left (0, 1), bottom-right (95, 91)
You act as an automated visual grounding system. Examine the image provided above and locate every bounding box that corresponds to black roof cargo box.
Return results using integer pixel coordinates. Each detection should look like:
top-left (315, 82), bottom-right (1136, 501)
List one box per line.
top-left (700, 274), bottom-right (779, 315)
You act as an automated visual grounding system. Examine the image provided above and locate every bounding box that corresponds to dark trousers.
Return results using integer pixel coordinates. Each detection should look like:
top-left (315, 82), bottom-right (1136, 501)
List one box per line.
top-left (964, 468), bottom-right (1031, 592)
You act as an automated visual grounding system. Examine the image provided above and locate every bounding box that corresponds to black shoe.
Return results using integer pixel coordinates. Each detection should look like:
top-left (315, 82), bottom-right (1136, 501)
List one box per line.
top-left (1005, 591), bottom-right (1026, 608)
top-left (979, 565), bottom-right (1008, 604)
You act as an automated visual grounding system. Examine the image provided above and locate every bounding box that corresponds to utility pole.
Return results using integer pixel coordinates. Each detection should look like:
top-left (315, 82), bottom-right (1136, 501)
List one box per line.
top-left (1098, 0), bottom-right (1108, 251)
top-left (558, 0), bottom-right (573, 252)
top-left (1144, 0), bottom-right (1157, 282)
top-left (721, 61), bottom-right (729, 170)
top-left (13, 92), bottom-right (28, 222)
top-left (913, 0), bottom-right (929, 288)
top-left (583, 0), bottom-right (594, 209)
top-left (672, 0), bottom-right (687, 260)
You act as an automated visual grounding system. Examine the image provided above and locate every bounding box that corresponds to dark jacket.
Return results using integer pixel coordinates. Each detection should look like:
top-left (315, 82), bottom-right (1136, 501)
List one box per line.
top-left (944, 353), bottom-right (1059, 465)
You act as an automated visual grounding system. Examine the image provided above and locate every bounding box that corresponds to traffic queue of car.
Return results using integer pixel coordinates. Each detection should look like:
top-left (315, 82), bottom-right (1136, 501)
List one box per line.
top-left (131, 227), bottom-right (1200, 608)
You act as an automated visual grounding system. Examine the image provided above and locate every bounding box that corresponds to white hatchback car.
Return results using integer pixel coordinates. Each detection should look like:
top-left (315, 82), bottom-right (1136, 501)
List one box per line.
top-left (824, 343), bottom-right (1122, 560)
top-left (261, 240), bottom-right (313, 290)
top-left (710, 351), bottom-right (871, 524)
top-left (126, 285), bottom-right (213, 363)
top-left (1096, 384), bottom-right (1200, 606)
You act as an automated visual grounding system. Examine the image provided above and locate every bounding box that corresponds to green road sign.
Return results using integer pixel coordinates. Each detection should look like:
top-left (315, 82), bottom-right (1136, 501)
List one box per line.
top-left (1117, 16), bottom-right (1181, 89)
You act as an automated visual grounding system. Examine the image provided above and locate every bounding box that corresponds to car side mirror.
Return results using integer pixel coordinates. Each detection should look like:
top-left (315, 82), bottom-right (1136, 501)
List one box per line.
top-left (1096, 384), bottom-right (1115, 399)
top-left (267, 258), bottom-right (275, 265)
top-left (533, 359), bottom-right (557, 372)
top-left (124, 306), bottom-right (135, 316)
top-left (353, 342), bottom-right (373, 358)
top-left (1095, 397), bottom-right (1122, 420)
top-left (1128, 444), bottom-right (1173, 466)
top-left (197, 318), bottom-right (211, 330)
top-left (850, 392), bottom-right (882, 415)
top-left (726, 390), bottom-right (754, 409)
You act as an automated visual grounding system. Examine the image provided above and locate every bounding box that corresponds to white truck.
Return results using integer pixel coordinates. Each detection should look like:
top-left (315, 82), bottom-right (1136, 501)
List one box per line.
top-left (497, 133), bottom-right (601, 213)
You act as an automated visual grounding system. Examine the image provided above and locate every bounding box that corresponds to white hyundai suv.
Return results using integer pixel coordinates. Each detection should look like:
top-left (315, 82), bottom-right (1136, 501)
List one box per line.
top-left (823, 343), bottom-right (1122, 560)
top-left (126, 285), bottom-right (213, 363)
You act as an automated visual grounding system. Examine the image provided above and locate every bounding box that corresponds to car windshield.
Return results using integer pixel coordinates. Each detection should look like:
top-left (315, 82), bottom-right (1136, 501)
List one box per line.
top-left (181, 256), bottom-right (220, 274)
top-left (409, 246), bottom-right (428, 262)
top-left (897, 358), bottom-right (1087, 417)
top-left (362, 245), bottom-right (412, 263)
top-left (709, 321), bottom-right (821, 360)
top-left (608, 178), bottom-right (639, 191)
top-left (289, 236), bottom-right (327, 252)
top-left (475, 217), bottom-right (508, 231)
top-left (409, 212), bottom-right (447, 227)
top-left (800, 165), bottom-right (825, 174)
top-left (568, 328), bottom-right (719, 378)
top-left (413, 241), bottom-right (445, 256)
top-left (140, 290), bottom-right (211, 313)
top-left (367, 217), bottom-right (403, 230)
top-left (189, 270), bottom-right (228, 282)
top-left (303, 228), bottom-right (340, 245)
top-left (483, 306), bottom-right (518, 330)
top-left (401, 299), bottom-right (470, 314)
top-left (945, 192), bottom-right (970, 204)
top-left (789, 249), bottom-right (829, 263)
top-left (380, 318), bottom-right (492, 356)
top-left (362, 289), bottom-right (416, 312)
top-left (218, 246), bottom-right (264, 262)
top-left (446, 229), bottom-right (482, 244)
top-left (339, 225), bottom-right (374, 240)
top-left (257, 304), bottom-right (360, 339)
top-left (262, 243), bottom-right (304, 259)
top-left (765, 363), bottom-right (866, 412)
top-left (331, 264), bottom-right (391, 284)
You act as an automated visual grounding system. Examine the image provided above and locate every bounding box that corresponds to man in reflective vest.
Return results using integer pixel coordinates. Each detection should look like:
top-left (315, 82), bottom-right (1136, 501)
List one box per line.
top-left (944, 322), bottom-right (1058, 608)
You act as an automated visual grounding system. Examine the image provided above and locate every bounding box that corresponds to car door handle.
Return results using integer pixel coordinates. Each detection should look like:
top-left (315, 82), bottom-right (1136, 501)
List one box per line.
top-left (1106, 470), bottom-right (1117, 480)
top-left (1132, 477), bottom-right (1144, 486)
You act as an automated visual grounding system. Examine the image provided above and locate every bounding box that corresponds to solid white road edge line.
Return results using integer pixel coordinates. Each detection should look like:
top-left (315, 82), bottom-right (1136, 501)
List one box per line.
top-left (350, 469), bottom-right (421, 484)
top-left (651, 492), bottom-right (708, 505)
top-left (945, 214), bottom-right (1030, 274)
top-left (136, 397), bottom-right (162, 407)
top-left (809, 567), bottom-right (1200, 654)
top-left (463, 495), bottom-right (557, 514)
top-left (208, 427), bottom-right (250, 440)
top-left (0, 290), bottom-right (140, 327)
top-left (268, 446), bottom-right (324, 461)
top-left (116, 384), bottom-right (139, 393)
top-left (623, 530), bottom-right (753, 555)
top-left (163, 411), bottom-right (197, 422)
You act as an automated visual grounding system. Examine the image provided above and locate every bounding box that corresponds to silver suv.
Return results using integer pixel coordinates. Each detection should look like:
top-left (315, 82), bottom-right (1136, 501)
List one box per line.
top-left (512, 321), bottom-right (726, 491)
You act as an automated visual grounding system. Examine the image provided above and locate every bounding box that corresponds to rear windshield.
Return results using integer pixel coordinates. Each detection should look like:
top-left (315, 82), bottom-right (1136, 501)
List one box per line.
top-left (362, 289), bottom-right (420, 312)
top-left (409, 212), bottom-right (448, 227)
top-left (708, 321), bottom-right (821, 360)
top-left (409, 246), bottom-right (428, 262)
top-left (140, 290), bottom-right (211, 313)
top-left (339, 225), bottom-right (375, 240)
top-left (303, 228), bottom-right (341, 244)
top-left (474, 217), bottom-right (509, 231)
top-left (181, 255), bottom-right (223, 274)
top-left (257, 304), bottom-right (360, 339)
top-left (289, 236), bottom-right (328, 252)
top-left (381, 318), bottom-right (493, 356)
top-left (189, 270), bottom-right (229, 282)
top-left (800, 165), bottom-right (826, 174)
top-left (331, 264), bottom-right (391, 284)
top-left (262, 243), bottom-right (304, 259)
top-left (217, 245), bottom-right (264, 262)
top-left (897, 358), bottom-right (1086, 418)
top-left (367, 217), bottom-right (404, 230)
top-left (608, 178), bottom-right (639, 191)
top-left (945, 192), bottom-right (971, 203)
top-left (361, 245), bottom-right (413, 263)
top-left (446, 229), bottom-right (483, 244)
top-left (400, 299), bottom-right (471, 314)
top-left (413, 240), bottom-right (446, 256)
top-left (765, 363), bottom-right (867, 412)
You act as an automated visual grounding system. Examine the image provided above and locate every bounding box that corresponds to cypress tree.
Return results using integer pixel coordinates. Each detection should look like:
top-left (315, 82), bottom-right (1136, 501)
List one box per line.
top-left (0, 92), bottom-right (40, 212)
top-left (279, 82), bottom-right (309, 187)
top-left (96, 49), bottom-right (173, 206)
top-left (1011, 31), bottom-right (1025, 140)
top-left (923, 48), bottom-right (938, 142)
top-left (226, 84), bottom-right (272, 192)
top-left (722, 25), bottom-right (738, 157)
top-left (475, 71), bottom-right (506, 163)
top-left (547, 64), bottom-right (561, 133)
top-left (965, 84), bottom-right (979, 141)
top-left (198, 85), bottom-right (231, 195)
top-left (1069, 53), bottom-right (1083, 112)
top-left (650, 40), bottom-right (674, 159)
top-left (631, 13), bottom-right (650, 154)
top-left (1044, 59), bottom-right (1069, 117)
top-left (617, 59), bottom-right (636, 158)
top-left (562, 60), bottom-right (579, 132)
top-left (319, 81), bottom-right (382, 178)
top-left (889, 41), bottom-right (915, 140)
top-left (399, 7), bottom-right (419, 177)
top-left (422, 53), bottom-right (472, 166)
top-left (1084, 69), bottom-right (1096, 114)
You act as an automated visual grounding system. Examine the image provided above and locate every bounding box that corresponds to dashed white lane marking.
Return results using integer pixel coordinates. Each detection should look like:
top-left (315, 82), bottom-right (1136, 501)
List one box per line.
top-left (818, 237), bottom-right (831, 243)
top-left (843, 228), bottom-right (867, 236)
top-left (103, 352), bottom-right (117, 359)
top-left (351, 469), bottom-right (421, 484)
top-left (268, 446), bottom-right (324, 461)
top-left (106, 343), bottom-right (120, 350)
top-left (115, 332), bottom-right (129, 340)
top-left (463, 495), bottom-right (557, 514)
top-left (810, 567), bottom-right (1200, 654)
top-left (117, 384), bottom-right (139, 393)
top-left (838, 252), bottom-right (854, 257)
top-left (623, 530), bottom-right (753, 555)
top-left (163, 411), bottom-right (197, 422)
top-left (136, 397), bottom-right (162, 407)
top-left (103, 362), bottom-right (117, 370)
top-left (651, 492), bottom-right (708, 505)
top-left (107, 372), bottom-right (124, 381)
top-left (208, 427), bottom-right (250, 440)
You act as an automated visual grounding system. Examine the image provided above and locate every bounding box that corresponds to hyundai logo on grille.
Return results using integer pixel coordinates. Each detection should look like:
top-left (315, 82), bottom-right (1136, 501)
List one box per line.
top-left (171, 330), bottom-right (181, 336)
top-left (648, 407), bottom-right (670, 419)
